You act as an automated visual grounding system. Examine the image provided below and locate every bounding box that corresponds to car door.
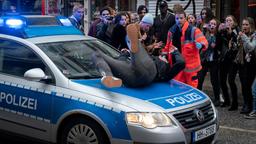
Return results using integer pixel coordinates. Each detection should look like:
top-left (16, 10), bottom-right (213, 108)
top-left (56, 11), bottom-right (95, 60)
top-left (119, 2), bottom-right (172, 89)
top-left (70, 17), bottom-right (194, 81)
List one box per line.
top-left (0, 37), bottom-right (55, 141)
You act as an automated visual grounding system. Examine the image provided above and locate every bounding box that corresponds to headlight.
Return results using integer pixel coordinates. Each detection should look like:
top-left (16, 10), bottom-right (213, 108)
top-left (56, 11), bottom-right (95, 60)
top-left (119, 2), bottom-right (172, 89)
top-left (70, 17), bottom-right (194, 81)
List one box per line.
top-left (126, 112), bottom-right (175, 129)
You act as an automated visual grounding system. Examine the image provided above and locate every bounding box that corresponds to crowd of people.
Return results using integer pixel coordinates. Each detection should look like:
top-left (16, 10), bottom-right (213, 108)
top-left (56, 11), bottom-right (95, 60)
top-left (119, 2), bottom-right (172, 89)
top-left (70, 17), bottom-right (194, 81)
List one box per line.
top-left (1, 1), bottom-right (255, 119)
top-left (70, 1), bottom-right (256, 120)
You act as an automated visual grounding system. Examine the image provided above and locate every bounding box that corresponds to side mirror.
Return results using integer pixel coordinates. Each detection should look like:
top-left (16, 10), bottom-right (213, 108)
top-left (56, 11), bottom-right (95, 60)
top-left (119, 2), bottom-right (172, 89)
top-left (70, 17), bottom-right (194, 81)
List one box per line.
top-left (24, 68), bottom-right (47, 82)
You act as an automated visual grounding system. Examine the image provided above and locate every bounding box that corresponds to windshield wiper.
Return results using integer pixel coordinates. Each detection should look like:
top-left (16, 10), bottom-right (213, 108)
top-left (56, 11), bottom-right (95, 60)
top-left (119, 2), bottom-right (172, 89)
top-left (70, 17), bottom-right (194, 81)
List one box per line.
top-left (68, 75), bottom-right (101, 79)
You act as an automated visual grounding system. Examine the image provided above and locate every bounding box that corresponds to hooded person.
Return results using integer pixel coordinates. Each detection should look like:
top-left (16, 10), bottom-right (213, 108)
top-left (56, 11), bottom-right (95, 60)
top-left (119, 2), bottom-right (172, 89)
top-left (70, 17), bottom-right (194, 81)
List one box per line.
top-left (141, 13), bottom-right (154, 25)
top-left (129, 13), bottom-right (162, 54)
top-left (123, 13), bottom-right (154, 53)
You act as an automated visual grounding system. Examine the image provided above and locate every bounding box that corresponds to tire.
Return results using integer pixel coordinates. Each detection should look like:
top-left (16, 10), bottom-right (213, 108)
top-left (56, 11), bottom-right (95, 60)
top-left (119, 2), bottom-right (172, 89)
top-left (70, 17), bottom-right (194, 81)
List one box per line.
top-left (59, 117), bottom-right (110, 144)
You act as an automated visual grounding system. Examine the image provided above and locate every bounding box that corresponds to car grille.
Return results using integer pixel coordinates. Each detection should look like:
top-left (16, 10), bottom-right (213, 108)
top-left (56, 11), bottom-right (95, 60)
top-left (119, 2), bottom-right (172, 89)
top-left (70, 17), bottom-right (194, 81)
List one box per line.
top-left (173, 102), bottom-right (214, 129)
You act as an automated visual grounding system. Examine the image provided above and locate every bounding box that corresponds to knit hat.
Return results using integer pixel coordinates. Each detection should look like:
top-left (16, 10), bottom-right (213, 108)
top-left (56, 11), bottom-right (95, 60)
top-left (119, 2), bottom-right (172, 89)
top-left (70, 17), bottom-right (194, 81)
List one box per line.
top-left (141, 13), bottom-right (154, 25)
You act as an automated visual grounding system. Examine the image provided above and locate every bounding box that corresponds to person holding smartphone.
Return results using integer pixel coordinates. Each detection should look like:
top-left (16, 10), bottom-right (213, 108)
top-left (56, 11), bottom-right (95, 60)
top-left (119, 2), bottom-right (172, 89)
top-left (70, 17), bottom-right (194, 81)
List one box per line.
top-left (238, 17), bottom-right (256, 117)
top-left (218, 15), bottom-right (242, 111)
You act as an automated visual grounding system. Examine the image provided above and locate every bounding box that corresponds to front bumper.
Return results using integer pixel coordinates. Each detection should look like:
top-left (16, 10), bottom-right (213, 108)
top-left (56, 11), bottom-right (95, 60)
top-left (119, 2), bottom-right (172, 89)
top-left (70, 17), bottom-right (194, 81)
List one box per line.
top-left (171, 101), bottom-right (219, 144)
top-left (118, 101), bottom-right (219, 144)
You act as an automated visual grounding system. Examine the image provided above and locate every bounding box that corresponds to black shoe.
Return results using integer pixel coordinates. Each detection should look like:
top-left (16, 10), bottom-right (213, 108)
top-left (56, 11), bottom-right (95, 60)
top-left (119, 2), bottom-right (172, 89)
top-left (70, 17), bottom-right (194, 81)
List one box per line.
top-left (213, 100), bottom-right (220, 107)
top-left (240, 108), bottom-right (251, 114)
top-left (228, 106), bottom-right (238, 111)
top-left (220, 102), bottom-right (230, 107)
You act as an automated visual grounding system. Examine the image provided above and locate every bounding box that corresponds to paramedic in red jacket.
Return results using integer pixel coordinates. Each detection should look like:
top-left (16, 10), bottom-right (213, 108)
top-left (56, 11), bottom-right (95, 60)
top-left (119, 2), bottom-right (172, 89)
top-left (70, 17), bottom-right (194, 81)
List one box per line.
top-left (162, 8), bottom-right (208, 88)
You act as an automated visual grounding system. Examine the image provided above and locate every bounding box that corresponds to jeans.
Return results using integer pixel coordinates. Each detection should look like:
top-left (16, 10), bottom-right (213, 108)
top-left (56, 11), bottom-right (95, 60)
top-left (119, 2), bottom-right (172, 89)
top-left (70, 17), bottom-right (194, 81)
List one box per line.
top-left (93, 42), bottom-right (157, 87)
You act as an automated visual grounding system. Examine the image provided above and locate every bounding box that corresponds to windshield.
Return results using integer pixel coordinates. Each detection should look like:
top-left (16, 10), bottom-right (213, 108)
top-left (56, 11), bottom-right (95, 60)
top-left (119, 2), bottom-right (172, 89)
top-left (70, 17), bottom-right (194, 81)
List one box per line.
top-left (37, 39), bottom-right (121, 79)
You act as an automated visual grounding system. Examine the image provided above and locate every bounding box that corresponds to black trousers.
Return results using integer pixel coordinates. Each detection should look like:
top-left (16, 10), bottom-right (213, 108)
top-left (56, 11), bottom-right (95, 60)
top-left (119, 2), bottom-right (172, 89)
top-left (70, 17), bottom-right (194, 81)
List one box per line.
top-left (219, 58), bottom-right (233, 105)
top-left (243, 60), bottom-right (256, 111)
top-left (198, 61), bottom-right (220, 101)
top-left (219, 58), bottom-right (253, 108)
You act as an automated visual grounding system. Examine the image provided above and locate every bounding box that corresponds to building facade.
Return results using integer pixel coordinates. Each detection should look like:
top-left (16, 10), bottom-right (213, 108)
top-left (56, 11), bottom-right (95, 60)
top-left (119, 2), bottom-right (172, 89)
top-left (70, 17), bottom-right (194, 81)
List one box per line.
top-left (0, 0), bottom-right (255, 33)
top-left (216, 0), bottom-right (256, 23)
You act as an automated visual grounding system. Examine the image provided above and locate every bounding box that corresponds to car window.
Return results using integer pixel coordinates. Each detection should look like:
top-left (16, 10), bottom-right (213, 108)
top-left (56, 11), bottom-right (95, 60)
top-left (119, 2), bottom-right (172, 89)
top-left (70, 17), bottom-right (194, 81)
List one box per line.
top-left (0, 39), bottom-right (53, 83)
top-left (37, 39), bottom-right (125, 79)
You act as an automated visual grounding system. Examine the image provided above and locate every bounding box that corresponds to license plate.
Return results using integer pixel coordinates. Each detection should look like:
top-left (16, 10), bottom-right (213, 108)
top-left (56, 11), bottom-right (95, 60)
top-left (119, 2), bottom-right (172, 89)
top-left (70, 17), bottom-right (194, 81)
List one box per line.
top-left (193, 124), bottom-right (216, 142)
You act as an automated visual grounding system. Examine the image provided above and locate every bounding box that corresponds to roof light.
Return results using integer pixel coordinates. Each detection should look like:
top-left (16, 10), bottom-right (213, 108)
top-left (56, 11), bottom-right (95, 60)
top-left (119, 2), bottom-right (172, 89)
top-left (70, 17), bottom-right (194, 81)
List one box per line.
top-left (0, 18), bottom-right (3, 26)
top-left (5, 19), bottom-right (24, 29)
top-left (59, 18), bottom-right (73, 26)
top-left (56, 16), bottom-right (73, 26)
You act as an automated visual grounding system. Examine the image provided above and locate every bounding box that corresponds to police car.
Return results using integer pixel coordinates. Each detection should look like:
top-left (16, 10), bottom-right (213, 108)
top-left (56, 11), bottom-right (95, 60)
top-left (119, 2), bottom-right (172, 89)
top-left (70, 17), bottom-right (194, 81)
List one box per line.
top-left (0, 15), bottom-right (219, 144)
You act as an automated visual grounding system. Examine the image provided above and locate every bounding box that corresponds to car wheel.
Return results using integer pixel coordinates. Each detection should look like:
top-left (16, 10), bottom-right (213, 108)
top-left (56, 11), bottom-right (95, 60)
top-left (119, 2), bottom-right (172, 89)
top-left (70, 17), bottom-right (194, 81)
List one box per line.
top-left (59, 117), bottom-right (109, 144)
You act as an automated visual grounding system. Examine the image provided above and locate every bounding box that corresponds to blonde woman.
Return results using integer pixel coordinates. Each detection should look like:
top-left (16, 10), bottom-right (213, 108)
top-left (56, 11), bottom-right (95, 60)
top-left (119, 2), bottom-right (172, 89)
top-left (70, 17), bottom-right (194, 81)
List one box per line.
top-left (238, 17), bottom-right (256, 118)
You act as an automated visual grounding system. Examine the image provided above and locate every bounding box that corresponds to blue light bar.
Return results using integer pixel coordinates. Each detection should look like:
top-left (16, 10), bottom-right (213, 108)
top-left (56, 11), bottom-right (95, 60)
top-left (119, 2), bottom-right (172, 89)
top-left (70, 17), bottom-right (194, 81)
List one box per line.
top-left (59, 18), bottom-right (73, 26)
top-left (0, 15), bottom-right (26, 29)
top-left (0, 18), bottom-right (3, 26)
top-left (24, 26), bottom-right (83, 38)
top-left (5, 19), bottom-right (24, 29)
top-left (56, 16), bottom-right (73, 26)
top-left (0, 15), bottom-right (83, 38)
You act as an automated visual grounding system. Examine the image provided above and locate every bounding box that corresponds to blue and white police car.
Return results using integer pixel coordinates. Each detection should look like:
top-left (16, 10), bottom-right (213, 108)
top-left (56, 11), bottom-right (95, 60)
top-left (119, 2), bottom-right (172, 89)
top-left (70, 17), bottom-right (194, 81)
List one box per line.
top-left (0, 15), bottom-right (219, 144)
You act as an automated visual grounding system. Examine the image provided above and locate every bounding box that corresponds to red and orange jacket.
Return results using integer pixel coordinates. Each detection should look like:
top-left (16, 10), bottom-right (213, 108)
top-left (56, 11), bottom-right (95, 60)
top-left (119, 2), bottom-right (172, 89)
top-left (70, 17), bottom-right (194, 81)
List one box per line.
top-left (162, 21), bottom-right (208, 72)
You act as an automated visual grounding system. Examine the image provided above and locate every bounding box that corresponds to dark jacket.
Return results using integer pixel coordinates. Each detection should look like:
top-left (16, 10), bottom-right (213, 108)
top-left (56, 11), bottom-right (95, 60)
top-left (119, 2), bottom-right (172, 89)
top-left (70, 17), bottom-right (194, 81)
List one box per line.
top-left (111, 24), bottom-right (128, 50)
top-left (69, 16), bottom-right (84, 32)
top-left (153, 50), bottom-right (185, 81)
top-left (218, 27), bottom-right (240, 62)
top-left (88, 19), bottom-right (101, 37)
top-left (200, 32), bottom-right (221, 63)
top-left (96, 22), bottom-right (112, 43)
top-left (153, 12), bottom-right (175, 43)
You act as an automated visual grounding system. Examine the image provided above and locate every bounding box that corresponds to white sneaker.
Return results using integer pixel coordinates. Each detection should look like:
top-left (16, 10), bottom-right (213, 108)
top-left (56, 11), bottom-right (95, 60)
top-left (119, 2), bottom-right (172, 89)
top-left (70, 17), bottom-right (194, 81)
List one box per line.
top-left (244, 111), bottom-right (256, 119)
top-left (101, 76), bottom-right (122, 88)
top-left (219, 93), bottom-right (224, 103)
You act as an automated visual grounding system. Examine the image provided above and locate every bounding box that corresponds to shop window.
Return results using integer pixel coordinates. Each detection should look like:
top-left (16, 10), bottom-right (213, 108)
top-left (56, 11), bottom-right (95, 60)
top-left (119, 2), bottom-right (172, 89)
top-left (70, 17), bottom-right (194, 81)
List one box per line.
top-left (0, 0), bottom-right (18, 15)
top-left (248, 0), bottom-right (256, 19)
top-left (90, 0), bottom-right (136, 21)
top-left (0, 0), bottom-right (42, 15)
top-left (90, 0), bottom-right (115, 21)
top-left (119, 0), bottom-right (127, 11)
top-left (20, 0), bottom-right (41, 14)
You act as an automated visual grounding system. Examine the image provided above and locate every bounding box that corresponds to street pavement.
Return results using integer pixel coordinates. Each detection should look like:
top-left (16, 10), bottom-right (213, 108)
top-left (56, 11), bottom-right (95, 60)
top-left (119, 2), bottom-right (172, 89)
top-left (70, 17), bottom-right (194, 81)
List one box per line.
top-left (1, 74), bottom-right (255, 144)
top-left (215, 106), bottom-right (256, 144)
top-left (202, 73), bottom-right (256, 144)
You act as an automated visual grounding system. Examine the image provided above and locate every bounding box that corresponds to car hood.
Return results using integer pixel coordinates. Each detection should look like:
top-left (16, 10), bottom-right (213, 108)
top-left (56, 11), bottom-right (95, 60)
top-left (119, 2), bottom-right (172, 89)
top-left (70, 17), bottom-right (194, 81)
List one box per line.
top-left (72, 79), bottom-right (209, 111)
